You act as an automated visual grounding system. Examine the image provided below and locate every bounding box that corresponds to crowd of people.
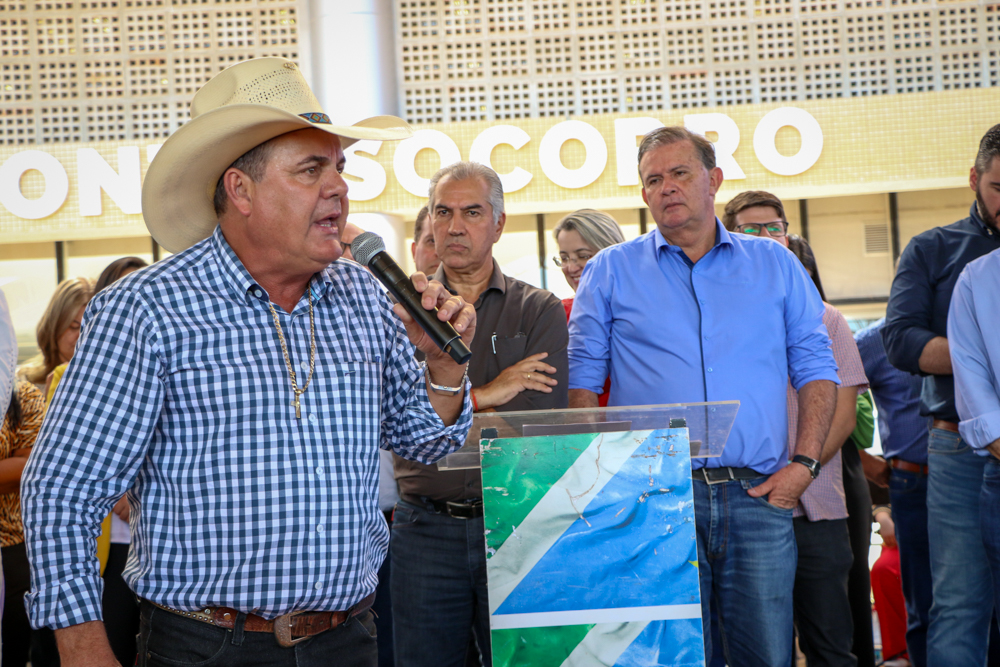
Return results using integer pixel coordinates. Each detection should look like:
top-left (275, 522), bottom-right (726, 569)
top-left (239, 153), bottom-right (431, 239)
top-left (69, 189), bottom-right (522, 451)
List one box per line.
top-left (0, 56), bottom-right (996, 667)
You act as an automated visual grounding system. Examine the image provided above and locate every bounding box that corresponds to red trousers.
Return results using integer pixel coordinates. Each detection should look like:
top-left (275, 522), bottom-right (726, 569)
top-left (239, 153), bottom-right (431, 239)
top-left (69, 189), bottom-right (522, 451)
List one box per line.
top-left (872, 544), bottom-right (909, 661)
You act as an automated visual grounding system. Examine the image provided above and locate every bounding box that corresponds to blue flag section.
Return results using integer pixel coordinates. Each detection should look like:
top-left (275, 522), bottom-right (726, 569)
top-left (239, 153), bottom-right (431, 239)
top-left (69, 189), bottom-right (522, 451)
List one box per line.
top-left (482, 428), bottom-right (706, 667)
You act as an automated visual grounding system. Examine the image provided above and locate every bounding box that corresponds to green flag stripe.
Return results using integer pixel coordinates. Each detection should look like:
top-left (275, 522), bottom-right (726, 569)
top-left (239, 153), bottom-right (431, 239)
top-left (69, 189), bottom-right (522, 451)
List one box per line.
top-left (491, 624), bottom-right (596, 667)
top-left (482, 431), bottom-right (596, 552)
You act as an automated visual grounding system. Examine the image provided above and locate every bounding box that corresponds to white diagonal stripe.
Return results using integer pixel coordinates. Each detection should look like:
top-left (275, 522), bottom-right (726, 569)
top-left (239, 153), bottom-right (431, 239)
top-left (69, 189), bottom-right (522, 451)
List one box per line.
top-left (490, 603), bottom-right (702, 629)
top-left (560, 621), bottom-right (650, 667)
top-left (486, 429), bottom-right (652, 615)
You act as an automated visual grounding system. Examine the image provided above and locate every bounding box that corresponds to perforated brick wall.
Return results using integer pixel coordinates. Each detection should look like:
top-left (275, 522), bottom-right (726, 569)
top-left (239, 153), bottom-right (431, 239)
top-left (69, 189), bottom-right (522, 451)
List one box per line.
top-left (395, 0), bottom-right (999, 123)
top-left (0, 0), bottom-right (298, 143)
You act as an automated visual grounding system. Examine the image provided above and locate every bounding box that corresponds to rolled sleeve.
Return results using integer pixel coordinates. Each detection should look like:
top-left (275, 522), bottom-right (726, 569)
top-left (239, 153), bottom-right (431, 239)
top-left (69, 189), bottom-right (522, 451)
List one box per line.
top-left (568, 258), bottom-right (612, 394)
top-left (949, 266), bottom-right (1000, 451)
top-left (22, 290), bottom-right (163, 629)
top-left (883, 240), bottom-right (938, 376)
top-left (782, 254), bottom-right (839, 390)
top-left (377, 297), bottom-right (472, 464)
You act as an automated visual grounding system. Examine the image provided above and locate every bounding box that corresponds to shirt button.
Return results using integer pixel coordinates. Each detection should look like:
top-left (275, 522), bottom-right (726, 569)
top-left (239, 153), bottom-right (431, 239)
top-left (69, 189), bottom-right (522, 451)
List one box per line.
top-left (253, 289), bottom-right (263, 298)
top-left (300, 361), bottom-right (309, 372)
top-left (707, 367), bottom-right (714, 373)
top-left (317, 524), bottom-right (324, 533)
top-left (316, 466), bottom-right (324, 475)
top-left (699, 299), bottom-right (706, 306)
top-left (314, 581), bottom-right (322, 590)
top-left (309, 414), bottom-right (318, 425)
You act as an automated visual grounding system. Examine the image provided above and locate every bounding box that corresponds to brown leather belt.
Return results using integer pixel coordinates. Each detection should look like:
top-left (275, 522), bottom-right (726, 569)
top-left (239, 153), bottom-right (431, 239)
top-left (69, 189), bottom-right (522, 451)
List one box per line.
top-left (932, 419), bottom-right (959, 433)
top-left (889, 458), bottom-right (929, 476)
top-left (149, 591), bottom-right (376, 648)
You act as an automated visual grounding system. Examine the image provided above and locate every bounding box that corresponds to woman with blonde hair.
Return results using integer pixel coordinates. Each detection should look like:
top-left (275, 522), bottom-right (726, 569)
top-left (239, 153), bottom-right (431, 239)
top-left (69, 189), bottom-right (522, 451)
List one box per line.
top-left (553, 209), bottom-right (625, 407)
top-left (20, 277), bottom-right (94, 390)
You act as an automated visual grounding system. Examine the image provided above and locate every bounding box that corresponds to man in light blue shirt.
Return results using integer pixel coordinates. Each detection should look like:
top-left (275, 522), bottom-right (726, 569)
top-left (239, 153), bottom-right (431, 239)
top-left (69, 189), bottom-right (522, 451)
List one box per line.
top-left (568, 126), bottom-right (839, 667)
top-left (948, 246), bottom-right (1000, 619)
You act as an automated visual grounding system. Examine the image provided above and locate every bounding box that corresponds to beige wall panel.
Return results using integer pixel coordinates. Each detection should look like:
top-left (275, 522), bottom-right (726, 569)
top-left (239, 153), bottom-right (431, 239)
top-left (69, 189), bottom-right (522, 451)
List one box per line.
top-left (808, 194), bottom-right (893, 301)
top-left (897, 188), bottom-right (976, 255)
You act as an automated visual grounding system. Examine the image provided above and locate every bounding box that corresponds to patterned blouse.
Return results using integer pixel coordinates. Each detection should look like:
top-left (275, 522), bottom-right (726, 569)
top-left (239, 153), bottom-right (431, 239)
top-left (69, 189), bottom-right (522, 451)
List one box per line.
top-left (0, 381), bottom-right (45, 547)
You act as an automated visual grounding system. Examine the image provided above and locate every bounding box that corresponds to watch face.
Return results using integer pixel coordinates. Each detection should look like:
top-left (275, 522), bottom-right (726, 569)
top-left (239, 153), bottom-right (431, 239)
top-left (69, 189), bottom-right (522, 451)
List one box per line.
top-left (794, 456), bottom-right (820, 478)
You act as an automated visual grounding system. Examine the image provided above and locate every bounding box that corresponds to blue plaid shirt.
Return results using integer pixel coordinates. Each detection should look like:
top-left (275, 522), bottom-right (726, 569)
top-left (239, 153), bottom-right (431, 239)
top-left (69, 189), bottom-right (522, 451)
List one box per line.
top-left (22, 227), bottom-right (472, 629)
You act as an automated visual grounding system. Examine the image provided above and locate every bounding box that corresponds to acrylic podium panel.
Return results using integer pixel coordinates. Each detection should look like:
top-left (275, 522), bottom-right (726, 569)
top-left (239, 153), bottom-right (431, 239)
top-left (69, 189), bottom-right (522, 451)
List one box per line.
top-left (461, 402), bottom-right (738, 667)
top-left (437, 401), bottom-right (739, 471)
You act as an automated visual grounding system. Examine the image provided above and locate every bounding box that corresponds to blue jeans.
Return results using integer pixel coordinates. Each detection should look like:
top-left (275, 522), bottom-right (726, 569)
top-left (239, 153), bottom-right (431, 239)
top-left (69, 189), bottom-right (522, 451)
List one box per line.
top-left (390, 500), bottom-right (490, 667)
top-left (982, 457), bottom-right (1000, 629)
top-left (694, 476), bottom-right (797, 667)
top-left (888, 466), bottom-right (932, 667)
top-left (926, 428), bottom-right (994, 667)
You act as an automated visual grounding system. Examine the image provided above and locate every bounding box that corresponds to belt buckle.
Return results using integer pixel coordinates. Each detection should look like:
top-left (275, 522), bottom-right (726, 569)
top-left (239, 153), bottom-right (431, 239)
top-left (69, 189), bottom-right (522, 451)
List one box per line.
top-left (274, 611), bottom-right (310, 648)
top-left (446, 499), bottom-right (481, 519)
top-left (704, 467), bottom-right (735, 485)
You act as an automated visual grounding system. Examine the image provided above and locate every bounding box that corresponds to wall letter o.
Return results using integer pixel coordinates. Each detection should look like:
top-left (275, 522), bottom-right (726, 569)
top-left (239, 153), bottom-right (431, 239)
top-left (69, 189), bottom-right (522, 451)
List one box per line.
top-left (753, 108), bottom-right (824, 177)
top-left (538, 120), bottom-right (608, 189)
top-left (0, 150), bottom-right (70, 220)
top-left (393, 130), bottom-right (462, 198)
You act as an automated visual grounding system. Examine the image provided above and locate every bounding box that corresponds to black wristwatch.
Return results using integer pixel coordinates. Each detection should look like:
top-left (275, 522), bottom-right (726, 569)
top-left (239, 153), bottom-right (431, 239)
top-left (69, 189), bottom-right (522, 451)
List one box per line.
top-left (792, 455), bottom-right (822, 479)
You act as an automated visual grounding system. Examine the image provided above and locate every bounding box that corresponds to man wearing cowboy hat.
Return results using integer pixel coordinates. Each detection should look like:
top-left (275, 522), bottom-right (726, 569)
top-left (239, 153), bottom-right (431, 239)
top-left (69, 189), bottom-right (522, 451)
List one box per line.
top-left (21, 57), bottom-right (475, 667)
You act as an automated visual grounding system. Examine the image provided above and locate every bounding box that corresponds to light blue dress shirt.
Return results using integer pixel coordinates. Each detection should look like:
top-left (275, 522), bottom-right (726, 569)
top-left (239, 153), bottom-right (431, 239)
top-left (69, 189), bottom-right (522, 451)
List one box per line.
top-left (568, 222), bottom-right (839, 475)
top-left (949, 247), bottom-right (1000, 455)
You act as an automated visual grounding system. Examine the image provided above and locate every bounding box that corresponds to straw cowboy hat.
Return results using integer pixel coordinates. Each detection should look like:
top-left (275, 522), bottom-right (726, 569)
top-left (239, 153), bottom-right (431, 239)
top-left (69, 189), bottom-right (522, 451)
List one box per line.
top-left (141, 57), bottom-right (413, 253)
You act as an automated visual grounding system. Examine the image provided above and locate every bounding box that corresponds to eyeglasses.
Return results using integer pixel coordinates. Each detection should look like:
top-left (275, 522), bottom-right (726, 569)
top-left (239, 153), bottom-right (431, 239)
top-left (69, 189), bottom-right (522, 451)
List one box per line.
top-left (553, 252), bottom-right (594, 268)
top-left (735, 221), bottom-right (788, 238)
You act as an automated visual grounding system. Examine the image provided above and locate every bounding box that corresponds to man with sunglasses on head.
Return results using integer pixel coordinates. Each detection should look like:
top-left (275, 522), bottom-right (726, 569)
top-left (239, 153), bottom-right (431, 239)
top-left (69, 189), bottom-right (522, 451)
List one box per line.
top-left (724, 190), bottom-right (870, 667)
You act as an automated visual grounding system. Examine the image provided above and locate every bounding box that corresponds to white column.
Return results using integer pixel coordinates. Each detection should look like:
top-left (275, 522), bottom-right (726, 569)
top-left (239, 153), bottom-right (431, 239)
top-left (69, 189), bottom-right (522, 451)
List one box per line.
top-left (306, 0), bottom-right (399, 124)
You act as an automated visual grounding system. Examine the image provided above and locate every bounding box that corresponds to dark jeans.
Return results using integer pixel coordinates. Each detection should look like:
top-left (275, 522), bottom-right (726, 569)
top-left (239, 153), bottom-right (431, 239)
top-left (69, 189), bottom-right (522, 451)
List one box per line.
top-left (792, 517), bottom-right (857, 667)
top-left (888, 466), bottom-right (932, 667)
top-left (103, 543), bottom-right (140, 667)
top-left (982, 458), bottom-right (1000, 642)
top-left (2, 542), bottom-right (32, 667)
top-left (694, 476), bottom-right (797, 667)
top-left (390, 500), bottom-right (490, 667)
top-left (841, 445), bottom-right (875, 667)
top-left (137, 600), bottom-right (377, 666)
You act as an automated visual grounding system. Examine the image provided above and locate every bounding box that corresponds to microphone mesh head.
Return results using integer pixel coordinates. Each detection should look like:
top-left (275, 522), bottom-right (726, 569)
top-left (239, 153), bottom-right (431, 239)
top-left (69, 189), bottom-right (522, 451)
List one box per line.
top-left (350, 231), bottom-right (385, 267)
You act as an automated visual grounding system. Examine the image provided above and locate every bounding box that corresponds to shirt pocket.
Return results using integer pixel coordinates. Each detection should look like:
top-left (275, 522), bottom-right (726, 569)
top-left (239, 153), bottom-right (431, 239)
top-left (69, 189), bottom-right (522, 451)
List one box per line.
top-left (494, 334), bottom-right (528, 372)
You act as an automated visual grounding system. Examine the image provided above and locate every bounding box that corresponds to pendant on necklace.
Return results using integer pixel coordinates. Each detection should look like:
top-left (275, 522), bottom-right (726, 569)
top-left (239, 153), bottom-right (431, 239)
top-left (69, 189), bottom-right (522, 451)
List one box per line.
top-left (293, 394), bottom-right (301, 419)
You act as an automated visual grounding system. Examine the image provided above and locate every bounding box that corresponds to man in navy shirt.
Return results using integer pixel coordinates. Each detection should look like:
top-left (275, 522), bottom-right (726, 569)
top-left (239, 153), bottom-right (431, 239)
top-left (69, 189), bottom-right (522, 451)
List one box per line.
top-left (855, 318), bottom-right (932, 666)
top-left (882, 124), bottom-right (1000, 667)
top-left (568, 126), bottom-right (839, 667)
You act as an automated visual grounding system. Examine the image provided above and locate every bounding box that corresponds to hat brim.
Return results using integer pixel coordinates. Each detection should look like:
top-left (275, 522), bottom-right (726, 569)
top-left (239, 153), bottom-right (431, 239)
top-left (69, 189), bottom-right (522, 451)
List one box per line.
top-left (142, 105), bottom-right (410, 253)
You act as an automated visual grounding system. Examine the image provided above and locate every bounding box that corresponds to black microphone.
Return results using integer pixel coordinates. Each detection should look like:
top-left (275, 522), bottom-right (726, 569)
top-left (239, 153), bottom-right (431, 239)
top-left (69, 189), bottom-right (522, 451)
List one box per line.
top-left (351, 232), bottom-right (472, 366)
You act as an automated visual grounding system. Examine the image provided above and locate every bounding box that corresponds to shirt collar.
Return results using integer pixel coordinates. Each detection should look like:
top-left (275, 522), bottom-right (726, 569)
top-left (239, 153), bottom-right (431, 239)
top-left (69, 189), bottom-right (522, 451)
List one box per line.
top-left (210, 226), bottom-right (332, 306)
top-left (433, 258), bottom-right (507, 302)
top-left (970, 202), bottom-right (998, 237)
top-left (652, 218), bottom-right (732, 255)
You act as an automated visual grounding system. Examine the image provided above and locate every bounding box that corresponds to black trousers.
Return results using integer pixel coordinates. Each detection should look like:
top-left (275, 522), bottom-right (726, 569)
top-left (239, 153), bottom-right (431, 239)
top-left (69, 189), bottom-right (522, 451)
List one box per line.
top-left (103, 543), bottom-right (140, 667)
top-left (793, 517), bottom-right (857, 667)
top-left (842, 445), bottom-right (876, 667)
top-left (2, 542), bottom-right (32, 667)
top-left (137, 600), bottom-right (377, 667)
